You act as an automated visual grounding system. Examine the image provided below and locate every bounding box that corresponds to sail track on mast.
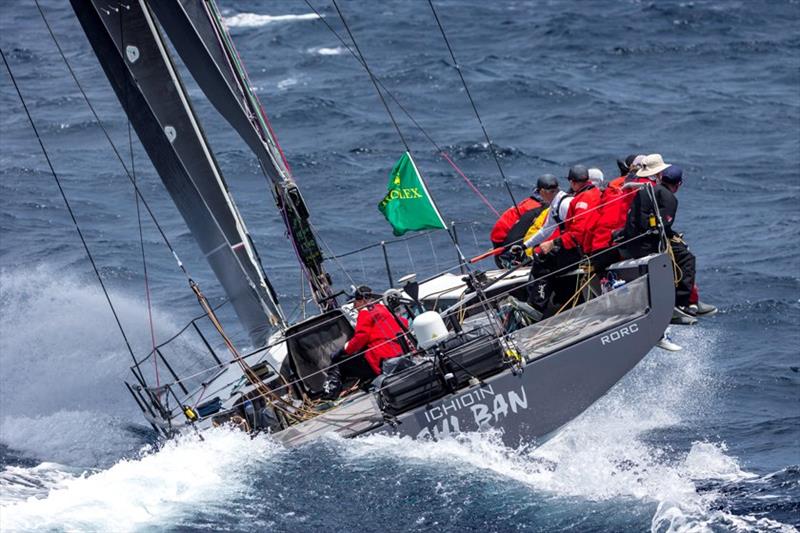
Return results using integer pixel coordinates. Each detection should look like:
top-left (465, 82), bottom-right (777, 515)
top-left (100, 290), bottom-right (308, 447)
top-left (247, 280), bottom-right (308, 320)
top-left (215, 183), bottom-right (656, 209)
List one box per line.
top-left (147, 0), bottom-right (334, 308)
top-left (70, 0), bottom-right (285, 346)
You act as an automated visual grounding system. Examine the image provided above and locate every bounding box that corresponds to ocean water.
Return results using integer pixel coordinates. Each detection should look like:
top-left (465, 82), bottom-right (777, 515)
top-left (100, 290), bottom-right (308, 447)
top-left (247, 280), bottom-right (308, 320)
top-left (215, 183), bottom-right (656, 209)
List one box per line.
top-left (1, 0), bottom-right (798, 531)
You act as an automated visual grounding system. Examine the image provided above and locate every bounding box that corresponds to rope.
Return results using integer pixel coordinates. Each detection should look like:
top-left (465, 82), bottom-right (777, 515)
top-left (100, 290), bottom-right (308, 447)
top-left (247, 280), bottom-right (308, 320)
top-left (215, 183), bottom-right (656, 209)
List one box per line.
top-left (439, 151), bottom-right (500, 216)
top-left (426, 0), bottom-right (520, 216)
top-left (206, 0), bottom-right (294, 177)
top-left (190, 281), bottom-right (314, 424)
top-left (1, 47), bottom-right (140, 374)
top-left (555, 272), bottom-right (596, 315)
top-left (666, 239), bottom-right (683, 286)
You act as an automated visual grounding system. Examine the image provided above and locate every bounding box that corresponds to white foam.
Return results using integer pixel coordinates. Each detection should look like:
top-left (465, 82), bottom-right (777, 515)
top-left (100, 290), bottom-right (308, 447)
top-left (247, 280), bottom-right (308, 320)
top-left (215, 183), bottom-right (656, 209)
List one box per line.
top-left (0, 428), bottom-right (280, 532)
top-left (0, 463), bottom-right (78, 505)
top-left (0, 411), bottom-right (138, 469)
top-left (224, 13), bottom-right (320, 29)
top-left (277, 77), bottom-right (299, 90)
top-left (308, 46), bottom-right (345, 56)
top-left (335, 326), bottom-right (793, 531)
top-left (683, 441), bottom-right (756, 482)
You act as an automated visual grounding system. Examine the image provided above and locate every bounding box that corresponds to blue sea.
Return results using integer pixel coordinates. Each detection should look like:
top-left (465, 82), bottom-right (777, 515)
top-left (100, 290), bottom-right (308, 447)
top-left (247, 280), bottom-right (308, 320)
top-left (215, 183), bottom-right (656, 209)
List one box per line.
top-left (1, 0), bottom-right (798, 531)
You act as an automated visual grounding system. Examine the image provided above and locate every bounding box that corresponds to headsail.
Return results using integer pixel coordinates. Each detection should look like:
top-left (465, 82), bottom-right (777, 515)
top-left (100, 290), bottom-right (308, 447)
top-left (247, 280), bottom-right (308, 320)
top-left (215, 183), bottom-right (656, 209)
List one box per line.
top-left (70, 0), bottom-right (284, 346)
top-left (147, 0), bottom-right (335, 309)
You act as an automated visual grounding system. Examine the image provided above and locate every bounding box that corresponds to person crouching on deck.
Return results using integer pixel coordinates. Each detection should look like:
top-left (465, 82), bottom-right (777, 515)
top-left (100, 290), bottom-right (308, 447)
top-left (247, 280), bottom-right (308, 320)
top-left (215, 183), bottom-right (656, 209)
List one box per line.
top-left (322, 286), bottom-right (409, 400)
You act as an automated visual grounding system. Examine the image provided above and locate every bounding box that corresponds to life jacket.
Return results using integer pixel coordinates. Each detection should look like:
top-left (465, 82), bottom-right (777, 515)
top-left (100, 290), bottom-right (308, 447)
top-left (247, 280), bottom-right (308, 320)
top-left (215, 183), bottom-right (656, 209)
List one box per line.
top-left (344, 303), bottom-right (409, 375)
top-left (489, 197), bottom-right (542, 245)
top-left (524, 208), bottom-right (550, 256)
top-left (557, 184), bottom-right (601, 251)
top-left (552, 191), bottom-right (574, 232)
top-left (502, 203), bottom-right (547, 248)
top-left (585, 175), bottom-right (650, 254)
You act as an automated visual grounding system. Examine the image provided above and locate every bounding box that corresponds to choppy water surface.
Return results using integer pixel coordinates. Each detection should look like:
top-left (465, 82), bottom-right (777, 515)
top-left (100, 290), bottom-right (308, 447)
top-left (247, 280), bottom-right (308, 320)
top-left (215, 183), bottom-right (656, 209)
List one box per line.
top-left (1, 0), bottom-right (798, 531)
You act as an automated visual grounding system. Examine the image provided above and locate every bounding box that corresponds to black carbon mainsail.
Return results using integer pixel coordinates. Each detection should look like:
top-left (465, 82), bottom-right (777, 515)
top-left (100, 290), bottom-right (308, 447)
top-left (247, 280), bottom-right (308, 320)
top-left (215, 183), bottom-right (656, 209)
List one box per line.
top-left (147, 0), bottom-right (335, 309)
top-left (70, 0), bottom-right (284, 346)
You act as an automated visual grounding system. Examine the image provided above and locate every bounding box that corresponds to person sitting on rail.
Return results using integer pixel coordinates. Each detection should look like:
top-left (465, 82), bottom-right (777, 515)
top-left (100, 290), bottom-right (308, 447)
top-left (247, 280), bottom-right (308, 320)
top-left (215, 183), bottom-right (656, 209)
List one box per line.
top-left (581, 155), bottom-right (653, 272)
top-left (322, 285), bottom-right (409, 400)
top-left (621, 164), bottom-right (716, 321)
top-left (523, 165), bottom-right (601, 316)
top-left (489, 183), bottom-right (545, 267)
top-left (615, 153), bottom-right (645, 179)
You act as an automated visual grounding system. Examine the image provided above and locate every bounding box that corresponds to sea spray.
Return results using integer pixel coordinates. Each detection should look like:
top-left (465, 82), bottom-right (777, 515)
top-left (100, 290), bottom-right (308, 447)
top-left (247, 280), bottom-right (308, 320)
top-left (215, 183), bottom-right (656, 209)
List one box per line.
top-left (328, 326), bottom-right (782, 530)
top-left (0, 267), bottom-right (203, 468)
top-left (0, 427), bottom-right (281, 532)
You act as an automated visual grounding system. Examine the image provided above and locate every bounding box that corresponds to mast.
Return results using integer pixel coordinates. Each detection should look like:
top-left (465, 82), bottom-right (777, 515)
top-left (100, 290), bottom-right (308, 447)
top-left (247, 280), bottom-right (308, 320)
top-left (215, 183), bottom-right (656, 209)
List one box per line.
top-left (147, 0), bottom-right (336, 309)
top-left (70, 0), bottom-right (286, 346)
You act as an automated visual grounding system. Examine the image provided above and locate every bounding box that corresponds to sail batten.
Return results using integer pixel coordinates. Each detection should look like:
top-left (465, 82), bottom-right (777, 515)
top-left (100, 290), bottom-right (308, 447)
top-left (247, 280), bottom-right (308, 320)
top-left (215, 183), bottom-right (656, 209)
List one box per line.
top-left (70, 0), bottom-right (284, 346)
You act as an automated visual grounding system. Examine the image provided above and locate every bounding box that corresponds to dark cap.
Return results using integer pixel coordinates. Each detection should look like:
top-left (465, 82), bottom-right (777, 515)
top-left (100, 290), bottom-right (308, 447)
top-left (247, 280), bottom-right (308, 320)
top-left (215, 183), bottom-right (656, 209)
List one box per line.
top-left (354, 285), bottom-right (373, 300)
top-left (567, 165), bottom-right (589, 182)
top-left (535, 173), bottom-right (559, 191)
top-left (661, 165), bottom-right (683, 184)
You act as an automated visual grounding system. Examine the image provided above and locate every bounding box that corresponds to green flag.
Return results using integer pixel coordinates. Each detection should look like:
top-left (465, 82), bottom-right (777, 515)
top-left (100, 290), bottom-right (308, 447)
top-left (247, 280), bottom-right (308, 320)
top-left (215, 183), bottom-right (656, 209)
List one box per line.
top-left (378, 152), bottom-right (447, 236)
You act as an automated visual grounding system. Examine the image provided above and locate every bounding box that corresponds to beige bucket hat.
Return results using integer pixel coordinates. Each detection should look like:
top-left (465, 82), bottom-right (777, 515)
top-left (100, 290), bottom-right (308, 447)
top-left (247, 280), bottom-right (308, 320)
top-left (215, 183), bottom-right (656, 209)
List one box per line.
top-left (636, 153), bottom-right (671, 177)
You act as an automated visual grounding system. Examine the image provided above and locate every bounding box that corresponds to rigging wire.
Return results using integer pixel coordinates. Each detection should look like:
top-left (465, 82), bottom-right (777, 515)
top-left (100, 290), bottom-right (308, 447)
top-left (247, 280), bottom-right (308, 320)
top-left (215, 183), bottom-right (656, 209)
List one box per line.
top-left (302, 0), bottom-right (500, 217)
top-left (1, 47), bottom-right (142, 382)
top-left (426, 0), bottom-right (521, 216)
top-left (327, 0), bottom-right (480, 293)
top-left (118, 6), bottom-right (160, 387)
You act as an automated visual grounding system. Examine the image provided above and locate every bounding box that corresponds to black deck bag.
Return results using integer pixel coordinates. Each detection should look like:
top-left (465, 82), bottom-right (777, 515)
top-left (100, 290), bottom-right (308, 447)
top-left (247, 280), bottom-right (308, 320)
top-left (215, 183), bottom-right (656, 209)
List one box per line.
top-left (379, 360), bottom-right (445, 415)
top-left (439, 332), bottom-right (505, 386)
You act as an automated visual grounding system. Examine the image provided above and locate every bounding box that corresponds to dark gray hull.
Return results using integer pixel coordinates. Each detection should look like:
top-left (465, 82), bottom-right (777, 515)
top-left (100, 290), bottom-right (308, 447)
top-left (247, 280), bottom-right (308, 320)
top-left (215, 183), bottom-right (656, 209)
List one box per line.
top-left (274, 253), bottom-right (673, 447)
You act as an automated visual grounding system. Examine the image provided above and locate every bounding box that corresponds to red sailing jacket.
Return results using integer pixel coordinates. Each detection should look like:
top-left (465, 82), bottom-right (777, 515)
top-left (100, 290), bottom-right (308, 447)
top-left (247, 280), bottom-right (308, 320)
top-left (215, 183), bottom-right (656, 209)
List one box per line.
top-left (489, 197), bottom-right (542, 245)
top-left (344, 303), bottom-right (409, 375)
top-left (585, 175), bottom-right (650, 253)
top-left (550, 184), bottom-right (601, 251)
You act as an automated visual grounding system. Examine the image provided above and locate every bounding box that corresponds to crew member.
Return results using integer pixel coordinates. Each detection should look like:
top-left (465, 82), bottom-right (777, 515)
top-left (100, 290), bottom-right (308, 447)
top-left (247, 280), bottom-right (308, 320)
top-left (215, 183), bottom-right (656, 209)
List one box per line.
top-left (622, 153), bottom-right (676, 259)
top-left (496, 175), bottom-right (554, 266)
top-left (622, 159), bottom-right (703, 323)
top-left (322, 286), bottom-right (408, 400)
top-left (583, 155), bottom-right (652, 270)
top-left (521, 174), bottom-right (571, 251)
top-left (655, 166), bottom-right (716, 318)
top-left (526, 165), bottom-right (601, 315)
top-left (615, 153), bottom-right (644, 179)
top-left (588, 167), bottom-right (605, 189)
top-left (489, 185), bottom-right (544, 266)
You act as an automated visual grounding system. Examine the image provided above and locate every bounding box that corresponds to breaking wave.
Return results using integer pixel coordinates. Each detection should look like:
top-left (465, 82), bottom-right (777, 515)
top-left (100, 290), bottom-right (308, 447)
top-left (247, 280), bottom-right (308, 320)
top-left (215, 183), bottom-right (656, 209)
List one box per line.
top-left (224, 12), bottom-right (320, 29)
top-left (0, 429), bottom-right (280, 532)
